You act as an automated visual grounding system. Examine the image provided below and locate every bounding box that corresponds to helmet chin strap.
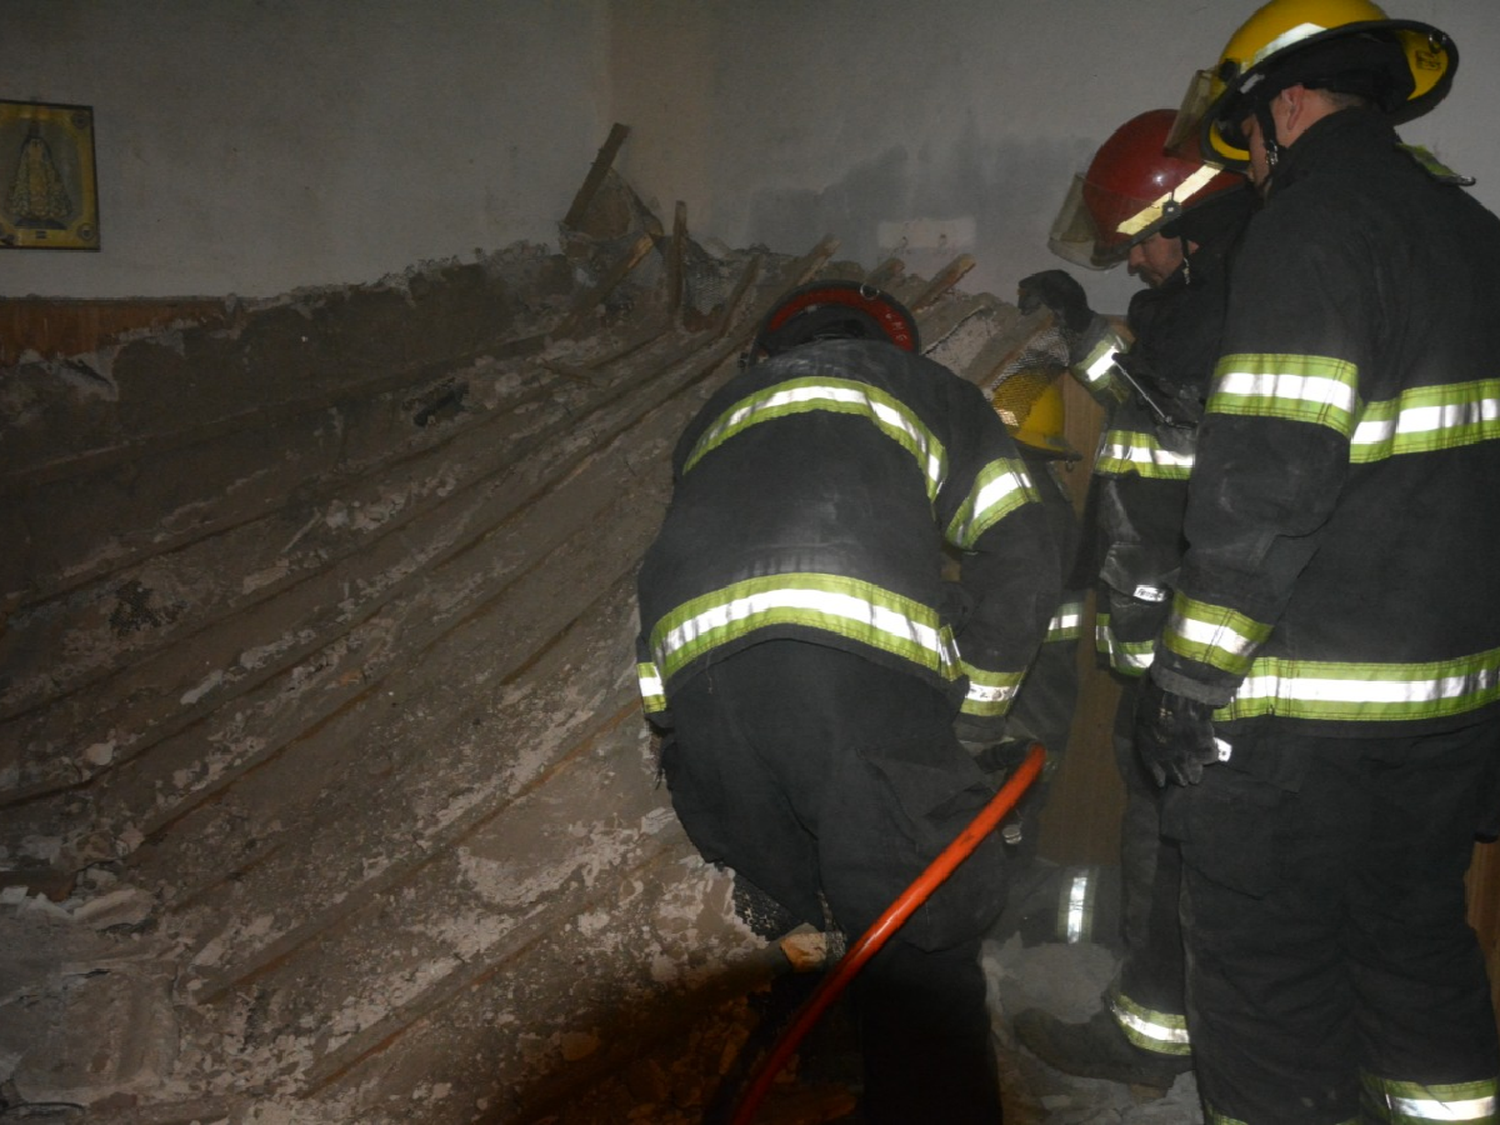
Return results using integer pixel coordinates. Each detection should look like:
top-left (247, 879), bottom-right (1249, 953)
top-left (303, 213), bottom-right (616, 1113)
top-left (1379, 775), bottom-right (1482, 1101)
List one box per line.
top-left (1255, 99), bottom-right (1282, 178)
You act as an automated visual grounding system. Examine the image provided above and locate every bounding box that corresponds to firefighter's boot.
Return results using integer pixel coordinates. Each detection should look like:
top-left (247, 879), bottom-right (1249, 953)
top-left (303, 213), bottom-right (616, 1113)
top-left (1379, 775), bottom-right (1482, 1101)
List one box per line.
top-left (1013, 1007), bottom-right (1192, 1088)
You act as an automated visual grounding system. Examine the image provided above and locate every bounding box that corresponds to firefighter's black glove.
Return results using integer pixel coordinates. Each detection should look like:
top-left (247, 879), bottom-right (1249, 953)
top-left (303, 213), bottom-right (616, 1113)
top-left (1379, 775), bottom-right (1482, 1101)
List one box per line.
top-left (962, 736), bottom-right (1033, 776)
top-left (1134, 677), bottom-right (1220, 787)
top-left (1017, 270), bottom-right (1096, 336)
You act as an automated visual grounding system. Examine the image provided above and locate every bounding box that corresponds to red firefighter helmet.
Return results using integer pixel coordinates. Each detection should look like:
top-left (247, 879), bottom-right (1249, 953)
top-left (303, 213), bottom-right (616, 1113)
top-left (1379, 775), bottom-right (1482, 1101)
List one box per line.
top-left (750, 281), bottom-right (920, 361)
top-left (1048, 109), bottom-right (1243, 270)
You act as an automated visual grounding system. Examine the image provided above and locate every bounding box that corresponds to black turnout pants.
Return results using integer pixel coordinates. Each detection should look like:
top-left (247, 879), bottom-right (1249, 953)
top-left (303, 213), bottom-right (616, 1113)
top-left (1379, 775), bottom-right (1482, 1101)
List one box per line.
top-left (1111, 679), bottom-right (1189, 1051)
top-left (1162, 720), bottom-right (1500, 1125)
top-left (662, 640), bottom-right (1009, 1124)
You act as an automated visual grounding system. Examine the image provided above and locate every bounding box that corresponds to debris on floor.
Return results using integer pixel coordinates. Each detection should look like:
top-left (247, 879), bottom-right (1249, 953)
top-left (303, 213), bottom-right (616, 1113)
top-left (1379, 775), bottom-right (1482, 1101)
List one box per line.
top-left (987, 931), bottom-right (1203, 1125)
top-left (0, 123), bottom-right (1117, 1124)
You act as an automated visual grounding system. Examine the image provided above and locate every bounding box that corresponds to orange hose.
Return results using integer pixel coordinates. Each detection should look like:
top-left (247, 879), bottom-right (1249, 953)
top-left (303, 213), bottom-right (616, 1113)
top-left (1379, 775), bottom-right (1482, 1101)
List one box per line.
top-left (728, 742), bottom-right (1046, 1125)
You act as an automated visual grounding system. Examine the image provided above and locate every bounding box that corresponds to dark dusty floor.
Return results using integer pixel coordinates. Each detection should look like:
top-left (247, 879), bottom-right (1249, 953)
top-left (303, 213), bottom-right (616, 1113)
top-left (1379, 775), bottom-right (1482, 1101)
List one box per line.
top-left (987, 935), bottom-right (1204, 1124)
top-left (984, 859), bottom-right (1204, 1124)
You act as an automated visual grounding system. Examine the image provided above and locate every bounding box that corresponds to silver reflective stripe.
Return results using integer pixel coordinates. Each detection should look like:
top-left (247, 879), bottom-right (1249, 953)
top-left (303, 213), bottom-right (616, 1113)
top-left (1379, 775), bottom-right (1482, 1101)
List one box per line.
top-left (1095, 430), bottom-right (1195, 479)
top-left (1070, 330), bottom-right (1130, 408)
top-left (636, 662), bottom-right (666, 712)
top-left (1211, 360), bottom-right (1500, 458)
top-left (1114, 1008), bottom-right (1190, 1048)
top-left (1222, 650), bottom-right (1500, 724)
top-left (650, 573), bottom-right (960, 685)
top-left (1252, 22), bottom-right (1328, 66)
top-left (961, 677), bottom-right (1019, 712)
top-left (1365, 1075), bottom-right (1499, 1124)
top-left (1046, 597), bottom-right (1085, 642)
top-left (1110, 995), bottom-right (1191, 1053)
top-left (1058, 867), bottom-right (1097, 944)
top-left (1173, 614), bottom-right (1261, 660)
top-left (1239, 669), bottom-right (1498, 707)
top-left (683, 377), bottom-right (947, 496)
top-left (1164, 594), bottom-right (1271, 677)
top-left (1351, 380), bottom-right (1500, 462)
top-left (947, 458), bottom-right (1038, 548)
top-left (1209, 352), bottom-right (1359, 435)
top-left (1083, 342), bottom-right (1122, 387)
top-left (959, 660), bottom-right (1026, 717)
top-left (1096, 616), bottom-right (1154, 675)
top-left (1212, 367), bottom-right (1357, 432)
top-left (1384, 1094), bottom-right (1495, 1122)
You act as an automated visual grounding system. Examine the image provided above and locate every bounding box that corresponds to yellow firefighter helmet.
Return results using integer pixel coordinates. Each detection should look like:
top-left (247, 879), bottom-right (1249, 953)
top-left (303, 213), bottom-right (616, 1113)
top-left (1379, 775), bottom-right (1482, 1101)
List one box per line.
top-left (1176, 0), bottom-right (1456, 169)
top-left (992, 367), bottom-right (1079, 460)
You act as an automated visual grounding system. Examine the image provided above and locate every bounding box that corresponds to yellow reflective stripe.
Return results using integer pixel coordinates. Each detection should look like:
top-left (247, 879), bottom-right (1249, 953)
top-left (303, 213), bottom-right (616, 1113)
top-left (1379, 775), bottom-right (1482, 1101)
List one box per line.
top-left (947, 456), bottom-right (1039, 548)
top-left (682, 377), bottom-right (948, 498)
top-left (1351, 379), bottom-right (1500, 463)
top-left (1095, 613), bottom-right (1154, 675)
top-left (1070, 329), bottom-right (1131, 408)
top-left (649, 572), bottom-right (960, 684)
top-left (1045, 597), bottom-right (1085, 643)
top-left (1163, 592), bottom-right (1274, 677)
top-left (1110, 993), bottom-right (1191, 1056)
top-left (1209, 353), bottom-right (1359, 436)
top-left (1115, 163), bottom-right (1224, 238)
top-left (1095, 428), bottom-right (1195, 479)
top-left (636, 661), bottom-right (667, 713)
top-left (1401, 143), bottom-right (1474, 186)
top-left (958, 660), bottom-right (1026, 717)
top-left (1362, 1074), bottom-right (1499, 1124)
top-left (1081, 337), bottom-right (1123, 387)
top-left (1080, 346), bottom-right (1128, 393)
top-left (1219, 646), bottom-right (1500, 725)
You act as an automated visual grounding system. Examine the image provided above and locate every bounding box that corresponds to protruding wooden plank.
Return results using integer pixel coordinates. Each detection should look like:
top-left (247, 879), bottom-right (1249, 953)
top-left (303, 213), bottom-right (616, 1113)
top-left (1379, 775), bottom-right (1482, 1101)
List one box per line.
top-left (562, 123), bottom-right (632, 230)
top-left (560, 231), bottom-right (657, 334)
top-left (866, 258), bottom-right (906, 289)
top-left (714, 254), bottom-right (763, 340)
top-left (668, 200), bottom-right (688, 316)
top-left (909, 253), bottom-right (977, 312)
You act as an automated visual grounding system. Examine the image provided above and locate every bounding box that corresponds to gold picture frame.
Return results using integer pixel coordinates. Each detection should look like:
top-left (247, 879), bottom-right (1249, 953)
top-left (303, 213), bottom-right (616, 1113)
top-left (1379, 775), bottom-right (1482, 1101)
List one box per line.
top-left (0, 99), bottom-right (99, 250)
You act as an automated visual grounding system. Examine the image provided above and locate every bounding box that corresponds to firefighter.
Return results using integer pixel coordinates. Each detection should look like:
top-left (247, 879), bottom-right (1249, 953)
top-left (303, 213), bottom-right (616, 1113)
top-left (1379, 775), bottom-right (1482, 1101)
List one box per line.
top-left (634, 281), bottom-right (1061, 1123)
top-left (1133, 1), bottom-right (1500, 1121)
top-left (1007, 108), bottom-right (1254, 1086)
top-left (985, 369), bottom-right (1085, 863)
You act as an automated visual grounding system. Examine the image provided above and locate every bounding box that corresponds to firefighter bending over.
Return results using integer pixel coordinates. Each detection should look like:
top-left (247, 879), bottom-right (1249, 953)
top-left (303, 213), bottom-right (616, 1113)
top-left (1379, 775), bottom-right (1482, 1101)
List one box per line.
top-left (635, 281), bottom-right (1061, 1124)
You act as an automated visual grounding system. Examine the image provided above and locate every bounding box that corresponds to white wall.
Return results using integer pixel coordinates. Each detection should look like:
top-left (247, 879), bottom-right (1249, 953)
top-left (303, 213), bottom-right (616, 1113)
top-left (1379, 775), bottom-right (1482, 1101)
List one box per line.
top-left (615, 0), bottom-right (1500, 315)
top-left (5, 0), bottom-right (1498, 315)
top-left (2, 0), bottom-right (612, 299)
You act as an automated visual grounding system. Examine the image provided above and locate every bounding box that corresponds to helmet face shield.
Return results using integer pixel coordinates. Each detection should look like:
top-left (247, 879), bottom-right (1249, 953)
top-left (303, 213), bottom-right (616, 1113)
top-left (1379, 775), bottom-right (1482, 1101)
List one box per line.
top-left (1166, 69), bottom-right (1231, 166)
top-left (1048, 109), bottom-right (1244, 269)
top-left (1046, 174), bottom-right (1130, 270)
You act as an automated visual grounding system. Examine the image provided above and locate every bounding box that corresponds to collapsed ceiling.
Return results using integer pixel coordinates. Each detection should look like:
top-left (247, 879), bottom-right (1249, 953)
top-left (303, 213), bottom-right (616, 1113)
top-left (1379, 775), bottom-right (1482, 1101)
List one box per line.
top-left (0, 128), bottom-right (1206, 1124)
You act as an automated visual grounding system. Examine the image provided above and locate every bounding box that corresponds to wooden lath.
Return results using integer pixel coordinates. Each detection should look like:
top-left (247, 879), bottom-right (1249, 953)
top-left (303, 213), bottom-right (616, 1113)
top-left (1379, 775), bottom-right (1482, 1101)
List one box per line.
top-left (0, 296), bottom-right (230, 366)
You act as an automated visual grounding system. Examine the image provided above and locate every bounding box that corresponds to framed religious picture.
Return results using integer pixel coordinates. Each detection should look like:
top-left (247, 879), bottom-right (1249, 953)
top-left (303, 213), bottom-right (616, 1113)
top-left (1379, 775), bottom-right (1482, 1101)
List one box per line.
top-left (0, 99), bottom-right (100, 250)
